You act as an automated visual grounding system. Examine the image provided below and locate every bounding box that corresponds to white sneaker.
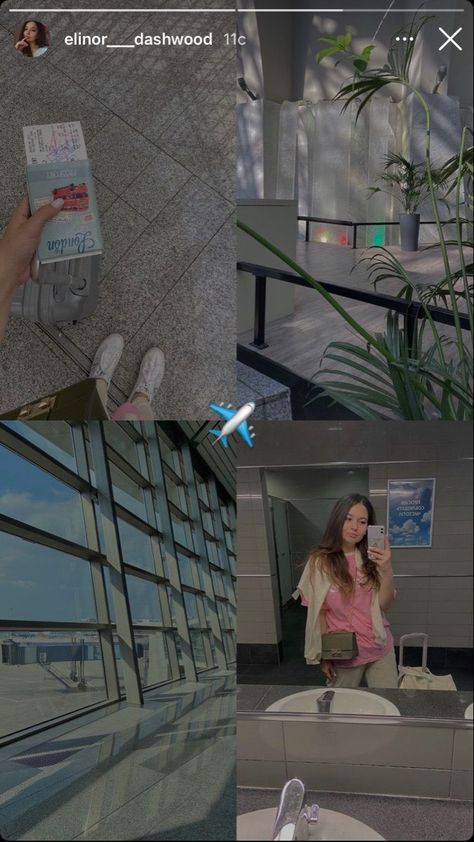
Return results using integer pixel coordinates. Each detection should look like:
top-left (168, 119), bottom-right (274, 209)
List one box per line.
top-left (90, 334), bottom-right (124, 386)
top-left (129, 348), bottom-right (165, 404)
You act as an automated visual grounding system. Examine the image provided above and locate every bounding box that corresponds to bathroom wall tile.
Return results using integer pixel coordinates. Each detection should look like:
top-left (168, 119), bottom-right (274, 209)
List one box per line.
top-left (285, 762), bottom-right (452, 798)
top-left (450, 770), bottom-right (473, 800)
top-left (453, 729), bottom-right (473, 771)
top-left (237, 719), bottom-right (285, 762)
top-left (237, 760), bottom-right (287, 789)
top-left (282, 721), bottom-right (454, 769)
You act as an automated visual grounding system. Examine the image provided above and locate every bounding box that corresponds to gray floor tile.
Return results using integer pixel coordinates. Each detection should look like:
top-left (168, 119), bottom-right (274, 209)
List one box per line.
top-left (94, 197), bottom-right (149, 280)
top-left (0, 321), bottom-right (85, 414)
top-left (82, 13), bottom-right (234, 143)
top-left (60, 178), bottom-right (233, 359)
top-left (86, 116), bottom-right (158, 195)
top-left (157, 58), bottom-right (235, 201)
top-left (113, 216), bottom-right (236, 417)
top-left (125, 150), bottom-right (192, 222)
top-left (74, 736), bottom-right (236, 841)
top-left (1, 54), bottom-right (112, 143)
top-left (94, 178), bottom-right (120, 217)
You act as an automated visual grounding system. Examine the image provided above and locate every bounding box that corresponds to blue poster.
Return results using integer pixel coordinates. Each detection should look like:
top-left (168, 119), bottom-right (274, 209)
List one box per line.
top-left (387, 479), bottom-right (436, 548)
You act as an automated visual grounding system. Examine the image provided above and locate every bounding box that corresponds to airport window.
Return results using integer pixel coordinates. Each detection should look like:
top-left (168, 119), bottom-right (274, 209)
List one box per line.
top-left (117, 518), bottom-right (156, 574)
top-left (0, 444), bottom-right (87, 545)
top-left (0, 421), bottom-right (235, 740)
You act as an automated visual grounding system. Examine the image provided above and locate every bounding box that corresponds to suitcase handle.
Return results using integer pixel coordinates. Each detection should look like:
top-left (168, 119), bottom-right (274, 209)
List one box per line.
top-left (398, 633), bottom-right (428, 669)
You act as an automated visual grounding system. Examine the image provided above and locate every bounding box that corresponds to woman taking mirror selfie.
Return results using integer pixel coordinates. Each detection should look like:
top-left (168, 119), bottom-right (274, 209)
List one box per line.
top-left (295, 493), bottom-right (398, 689)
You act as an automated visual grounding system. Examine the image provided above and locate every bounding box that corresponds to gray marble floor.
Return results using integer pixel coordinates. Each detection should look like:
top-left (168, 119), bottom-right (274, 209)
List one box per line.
top-left (0, 675), bottom-right (236, 840)
top-left (0, 2), bottom-right (235, 419)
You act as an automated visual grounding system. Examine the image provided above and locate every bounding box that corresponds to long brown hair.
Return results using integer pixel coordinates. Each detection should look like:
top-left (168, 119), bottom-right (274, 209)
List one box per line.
top-left (308, 493), bottom-right (380, 596)
top-left (18, 20), bottom-right (48, 56)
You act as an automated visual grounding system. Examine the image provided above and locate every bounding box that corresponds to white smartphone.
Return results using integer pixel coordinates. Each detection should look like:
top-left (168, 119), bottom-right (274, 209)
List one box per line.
top-left (367, 525), bottom-right (385, 559)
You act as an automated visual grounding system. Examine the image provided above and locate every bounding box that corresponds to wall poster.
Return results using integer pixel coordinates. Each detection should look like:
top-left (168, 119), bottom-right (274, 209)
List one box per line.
top-left (387, 478), bottom-right (436, 548)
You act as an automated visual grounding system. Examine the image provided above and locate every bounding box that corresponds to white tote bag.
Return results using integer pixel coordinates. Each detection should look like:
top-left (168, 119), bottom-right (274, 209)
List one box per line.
top-left (398, 633), bottom-right (457, 690)
top-left (398, 665), bottom-right (457, 691)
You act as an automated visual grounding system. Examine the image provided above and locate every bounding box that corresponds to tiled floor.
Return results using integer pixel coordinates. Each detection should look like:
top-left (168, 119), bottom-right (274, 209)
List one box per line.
top-left (0, 674), bottom-right (236, 840)
top-left (0, 1), bottom-right (236, 418)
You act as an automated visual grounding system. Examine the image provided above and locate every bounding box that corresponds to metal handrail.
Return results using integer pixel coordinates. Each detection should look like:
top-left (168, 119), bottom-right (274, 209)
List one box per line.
top-left (297, 214), bottom-right (457, 249)
top-left (237, 260), bottom-right (470, 350)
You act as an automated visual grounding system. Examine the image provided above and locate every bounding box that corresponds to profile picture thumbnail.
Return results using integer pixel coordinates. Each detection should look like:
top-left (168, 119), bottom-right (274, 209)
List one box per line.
top-left (14, 20), bottom-right (50, 58)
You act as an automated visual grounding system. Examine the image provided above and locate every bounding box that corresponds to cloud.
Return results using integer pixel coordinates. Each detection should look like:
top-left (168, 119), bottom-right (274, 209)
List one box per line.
top-left (391, 519), bottom-right (420, 535)
top-left (421, 511), bottom-right (431, 523)
top-left (0, 490), bottom-right (85, 545)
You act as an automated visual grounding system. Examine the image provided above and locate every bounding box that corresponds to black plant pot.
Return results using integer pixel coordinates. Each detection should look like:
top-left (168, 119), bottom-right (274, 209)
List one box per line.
top-left (399, 212), bottom-right (420, 252)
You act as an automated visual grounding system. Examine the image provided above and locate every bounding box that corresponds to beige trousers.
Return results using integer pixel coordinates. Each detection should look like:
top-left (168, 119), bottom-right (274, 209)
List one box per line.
top-left (96, 379), bottom-right (155, 421)
top-left (332, 647), bottom-right (398, 689)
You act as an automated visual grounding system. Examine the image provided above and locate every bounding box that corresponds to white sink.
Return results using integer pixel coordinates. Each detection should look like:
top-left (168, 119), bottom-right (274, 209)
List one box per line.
top-left (266, 688), bottom-right (400, 716)
top-left (238, 807), bottom-right (385, 840)
top-left (465, 702), bottom-right (473, 719)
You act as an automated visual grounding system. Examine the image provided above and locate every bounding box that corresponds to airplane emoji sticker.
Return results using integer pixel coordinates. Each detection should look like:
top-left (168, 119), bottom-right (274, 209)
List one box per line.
top-left (208, 401), bottom-right (256, 448)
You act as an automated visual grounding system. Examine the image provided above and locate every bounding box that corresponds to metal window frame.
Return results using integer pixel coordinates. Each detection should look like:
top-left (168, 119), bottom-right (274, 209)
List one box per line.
top-left (0, 420), bottom-right (236, 741)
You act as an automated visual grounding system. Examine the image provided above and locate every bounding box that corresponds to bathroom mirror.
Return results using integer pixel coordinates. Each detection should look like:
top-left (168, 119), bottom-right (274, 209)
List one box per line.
top-left (237, 422), bottom-right (473, 721)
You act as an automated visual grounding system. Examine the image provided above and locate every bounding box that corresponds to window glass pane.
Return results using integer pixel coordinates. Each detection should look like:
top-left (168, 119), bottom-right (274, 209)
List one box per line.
top-left (216, 601), bottom-right (229, 630)
top-left (165, 476), bottom-right (188, 514)
top-left (159, 438), bottom-right (182, 477)
top-left (110, 464), bottom-right (147, 519)
top-left (126, 576), bottom-right (162, 624)
top-left (196, 477), bottom-right (209, 507)
top-left (117, 518), bottom-right (155, 573)
top-left (0, 629), bottom-right (106, 738)
top-left (177, 552), bottom-right (195, 588)
top-left (104, 425), bottom-right (140, 470)
top-left (0, 532), bottom-right (96, 622)
top-left (190, 630), bottom-right (209, 671)
top-left (0, 445), bottom-right (86, 545)
top-left (223, 632), bottom-right (236, 662)
top-left (201, 510), bottom-right (214, 536)
top-left (211, 569), bottom-right (226, 599)
top-left (183, 591), bottom-right (201, 628)
top-left (134, 629), bottom-right (171, 687)
top-left (1, 421), bottom-right (76, 471)
top-left (220, 503), bottom-right (230, 527)
top-left (206, 539), bottom-right (219, 566)
top-left (172, 517), bottom-right (195, 551)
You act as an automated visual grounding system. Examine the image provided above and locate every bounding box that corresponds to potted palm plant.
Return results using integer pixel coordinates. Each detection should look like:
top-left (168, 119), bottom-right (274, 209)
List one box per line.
top-left (237, 13), bottom-right (473, 420)
top-left (368, 152), bottom-right (447, 251)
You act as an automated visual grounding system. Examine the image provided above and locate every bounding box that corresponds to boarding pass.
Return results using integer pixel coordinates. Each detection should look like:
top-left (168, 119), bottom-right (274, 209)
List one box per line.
top-left (23, 122), bottom-right (88, 165)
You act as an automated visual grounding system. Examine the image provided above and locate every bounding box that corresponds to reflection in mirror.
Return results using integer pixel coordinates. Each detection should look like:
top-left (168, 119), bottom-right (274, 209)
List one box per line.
top-left (237, 422), bottom-right (473, 720)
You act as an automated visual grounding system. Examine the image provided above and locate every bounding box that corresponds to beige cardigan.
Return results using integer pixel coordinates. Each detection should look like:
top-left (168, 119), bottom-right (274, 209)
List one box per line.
top-left (293, 548), bottom-right (387, 665)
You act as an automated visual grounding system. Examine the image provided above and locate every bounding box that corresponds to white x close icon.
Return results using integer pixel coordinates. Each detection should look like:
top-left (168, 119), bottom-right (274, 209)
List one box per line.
top-left (438, 26), bottom-right (463, 51)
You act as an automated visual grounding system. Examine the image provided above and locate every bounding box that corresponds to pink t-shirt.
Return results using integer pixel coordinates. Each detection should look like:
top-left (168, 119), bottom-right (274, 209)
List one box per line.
top-left (302, 553), bottom-right (393, 667)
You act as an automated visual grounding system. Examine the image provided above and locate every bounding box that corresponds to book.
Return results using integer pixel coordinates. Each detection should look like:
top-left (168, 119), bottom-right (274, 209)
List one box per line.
top-left (23, 122), bottom-right (103, 265)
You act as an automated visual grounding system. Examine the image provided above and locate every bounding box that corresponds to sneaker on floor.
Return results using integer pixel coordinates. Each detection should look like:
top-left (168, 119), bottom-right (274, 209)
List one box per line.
top-left (129, 348), bottom-right (165, 405)
top-left (89, 333), bottom-right (124, 386)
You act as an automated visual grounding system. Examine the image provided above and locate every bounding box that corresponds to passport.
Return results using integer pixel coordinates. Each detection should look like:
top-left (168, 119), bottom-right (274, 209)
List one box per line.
top-left (26, 159), bottom-right (103, 263)
top-left (23, 122), bottom-right (103, 264)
